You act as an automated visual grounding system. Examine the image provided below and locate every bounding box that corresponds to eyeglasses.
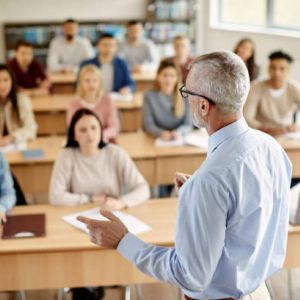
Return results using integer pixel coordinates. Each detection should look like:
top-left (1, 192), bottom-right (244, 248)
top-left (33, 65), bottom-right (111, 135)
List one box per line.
top-left (179, 85), bottom-right (216, 105)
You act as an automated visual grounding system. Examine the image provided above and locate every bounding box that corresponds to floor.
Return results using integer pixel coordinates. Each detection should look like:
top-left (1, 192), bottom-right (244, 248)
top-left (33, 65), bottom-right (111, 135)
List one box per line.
top-left (0, 269), bottom-right (299, 300)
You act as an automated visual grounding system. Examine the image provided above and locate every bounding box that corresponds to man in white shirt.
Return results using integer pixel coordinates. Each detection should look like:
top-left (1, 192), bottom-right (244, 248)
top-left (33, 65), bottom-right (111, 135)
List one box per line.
top-left (244, 50), bottom-right (300, 137)
top-left (47, 19), bottom-right (94, 73)
top-left (118, 20), bottom-right (158, 72)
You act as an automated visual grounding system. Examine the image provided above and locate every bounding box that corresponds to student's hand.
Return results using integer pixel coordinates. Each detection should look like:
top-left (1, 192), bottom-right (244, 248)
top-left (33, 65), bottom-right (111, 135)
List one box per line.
top-left (91, 194), bottom-right (107, 206)
top-left (118, 87), bottom-right (131, 95)
top-left (286, 124), bottom-right (299, 133)
top-left (0, 209), bottom-right (7, 224)
top-left (132, 65), bottom-right (143, 73)
top-left (0, 135), bottom-right (14, 147)
top-left (77, 209), bottom-right (129, 249)
top-left (174, 172), bottom-right (191, 193)
top-left (160, 130), bottom-right (173, 140)
top-left (170, 131), bottom-right (180, 140)
top-left (102, 197), bottom-right (126, 210)
top-left (260, 126), bottom-right (287, 137)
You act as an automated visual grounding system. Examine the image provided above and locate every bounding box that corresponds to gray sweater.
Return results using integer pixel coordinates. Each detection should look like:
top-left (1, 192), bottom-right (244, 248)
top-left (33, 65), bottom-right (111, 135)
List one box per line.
top-left (143, 90), bottom-right (192, 137)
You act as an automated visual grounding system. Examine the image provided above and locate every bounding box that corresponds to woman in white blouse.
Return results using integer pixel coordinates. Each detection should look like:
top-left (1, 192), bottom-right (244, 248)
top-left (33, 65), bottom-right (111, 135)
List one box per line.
top-left (49, 108), bottom-right (150, 210)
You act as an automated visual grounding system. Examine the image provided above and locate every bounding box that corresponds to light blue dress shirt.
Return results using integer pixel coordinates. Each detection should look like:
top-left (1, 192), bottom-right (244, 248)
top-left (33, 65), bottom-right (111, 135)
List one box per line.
top-left (118, 118), bottom-right (292, 299)
top-left (0, 153), bottom-right (16, 214)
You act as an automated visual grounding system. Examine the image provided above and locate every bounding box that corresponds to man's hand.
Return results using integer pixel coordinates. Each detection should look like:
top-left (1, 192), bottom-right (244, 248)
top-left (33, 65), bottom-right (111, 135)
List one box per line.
top-left (0, 210), bottom-right (7, 224)
top-left (174, 172), bottom-right (191, 193)
top-left (77, 210), bottom-right (128, 249)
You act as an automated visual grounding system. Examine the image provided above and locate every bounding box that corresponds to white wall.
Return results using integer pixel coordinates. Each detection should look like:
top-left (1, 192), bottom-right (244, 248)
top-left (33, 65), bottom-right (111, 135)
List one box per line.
top-left (0, 0), bottom-right (146, 61)
top-left (198, 0), bottom-right (300, 80)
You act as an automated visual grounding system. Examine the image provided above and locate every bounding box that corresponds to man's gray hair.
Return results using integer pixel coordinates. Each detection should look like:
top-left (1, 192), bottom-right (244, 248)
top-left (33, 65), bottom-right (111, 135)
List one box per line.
top-left (188, 51), bottom-right (250, 115)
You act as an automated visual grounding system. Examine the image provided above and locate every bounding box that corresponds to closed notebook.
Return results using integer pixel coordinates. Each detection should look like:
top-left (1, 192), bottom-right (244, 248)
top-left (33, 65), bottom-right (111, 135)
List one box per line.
top-left (1, 213), bottom-right (46, 239)
top-left (22, 149), bottom-right (44, 159)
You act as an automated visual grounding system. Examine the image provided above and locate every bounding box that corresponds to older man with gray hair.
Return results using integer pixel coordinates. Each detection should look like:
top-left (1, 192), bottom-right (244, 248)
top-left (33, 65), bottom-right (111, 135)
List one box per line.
top-left (78, 51), bottom-right (291, 300)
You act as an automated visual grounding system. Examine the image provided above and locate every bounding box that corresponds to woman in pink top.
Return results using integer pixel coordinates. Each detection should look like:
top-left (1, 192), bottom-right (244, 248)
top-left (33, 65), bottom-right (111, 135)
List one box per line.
top-left (67, 64), bottom-right (119, 142)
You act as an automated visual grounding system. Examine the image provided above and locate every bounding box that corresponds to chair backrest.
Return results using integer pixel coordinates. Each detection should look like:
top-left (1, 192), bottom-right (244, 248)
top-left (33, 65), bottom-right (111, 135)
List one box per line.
top-left (12, 173), bottom-right (27, 206)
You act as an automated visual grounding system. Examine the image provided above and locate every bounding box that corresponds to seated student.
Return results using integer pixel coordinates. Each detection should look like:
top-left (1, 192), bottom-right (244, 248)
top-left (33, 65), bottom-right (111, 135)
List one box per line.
top-left (143, 58), bottom-right (192, 140)
top-left (0, 65), bottom-right (37, 146)
top-left (234, 38), bottom-right (259, 81)
top-left (244, 50), bottom-right (300, 136)
top-left (49, 108), bottom-right (149, 208)
top-left (7, 40), bottom-right (50, 97)
top-left (0, 153), bottom-right (16, 223)
top-left (47, 19), bottom-right (94, 73)
top-left (80, 33), bottom-right (135, 95)
top-left (168, 35), bottom-right (194, 84)
top-left (66, 65), bottom-right (119, 142)
top-left (118, 20), bottom-right (158, 72)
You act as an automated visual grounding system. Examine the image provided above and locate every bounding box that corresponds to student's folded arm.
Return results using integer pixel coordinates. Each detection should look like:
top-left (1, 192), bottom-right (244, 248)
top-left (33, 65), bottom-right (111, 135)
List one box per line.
top-left (12, 94), bottom-right (38, 143)
top-left (0, 155), bottom-right (16, 213)
top-left (49, 151), bottom-right (89, 206)
top-left (116, 147), bottom-right (150, 207)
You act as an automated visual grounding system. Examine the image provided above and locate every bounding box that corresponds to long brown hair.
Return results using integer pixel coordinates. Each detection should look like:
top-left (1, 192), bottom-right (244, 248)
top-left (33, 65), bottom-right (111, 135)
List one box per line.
top-left (153, 58), bottom-right (184, 117)
top-left (0, 64), bottom-right (20, 120)
top-left (234, 38), bottom-right (257, 81)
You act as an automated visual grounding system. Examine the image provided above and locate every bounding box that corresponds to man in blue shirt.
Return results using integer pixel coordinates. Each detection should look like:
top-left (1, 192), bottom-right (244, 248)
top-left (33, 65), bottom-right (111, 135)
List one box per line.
top-left (0, 153), bottom-right (16, 223)
top-left (80, 33), bottom-right (135, 94)
top-left (78, 51), bottom-right (291, 300)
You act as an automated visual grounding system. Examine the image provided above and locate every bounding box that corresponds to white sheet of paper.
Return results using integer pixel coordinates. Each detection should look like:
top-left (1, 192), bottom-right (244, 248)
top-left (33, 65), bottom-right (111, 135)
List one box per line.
top-left (0, 141), bottom-right (27, 153)
top-left (155, 130), bottom-right (208, 148)
top-left (63, 208), bottom-right (151, 235)
top-left (155, 136), bottom-right (185, 147)
top-left (110, 92), bottom-right (133, 102)
top-left (281, 132), bottom-right (300, 140)
top-left (184, 131), bottom-right (208, 148)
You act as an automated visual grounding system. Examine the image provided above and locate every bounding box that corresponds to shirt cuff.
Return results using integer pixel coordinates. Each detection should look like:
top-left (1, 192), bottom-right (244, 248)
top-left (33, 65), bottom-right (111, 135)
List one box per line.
top-left (117, 232), bottom-right (147, 263)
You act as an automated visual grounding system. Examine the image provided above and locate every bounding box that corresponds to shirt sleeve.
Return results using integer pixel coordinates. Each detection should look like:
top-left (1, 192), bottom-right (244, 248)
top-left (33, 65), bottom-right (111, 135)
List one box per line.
top-left (142, 92), bottom-right (164, 137)
top-left (47, 39), bottom-right (64, 72)
top-left (0, 154), bottom-right (16, 214)
top-left (12, 94), bottom-right (37, 142)
top-left (34, 60), bottom-right (47, 81)
top-left (120, 60), bottom-right (136, 92)
top-left (49, 150), bottom-right (90, 206)
top-left (118, 172), bottom-right (228, 296)
top-left (243, 83), bottom-right (263, 129)
top-left (115, 147), bottom-right (150, 207)
top-left (102, 96), bottom-right (120, 142)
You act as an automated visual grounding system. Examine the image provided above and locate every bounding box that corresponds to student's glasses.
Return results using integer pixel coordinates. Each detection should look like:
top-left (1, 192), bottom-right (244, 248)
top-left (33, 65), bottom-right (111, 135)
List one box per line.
top-left (179, 85), bottom-right (216, 105)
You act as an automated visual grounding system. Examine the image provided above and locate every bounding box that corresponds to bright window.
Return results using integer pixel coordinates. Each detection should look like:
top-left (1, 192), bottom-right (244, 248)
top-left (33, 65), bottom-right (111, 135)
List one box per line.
top-left (218, 0), bottom-right (300, 32)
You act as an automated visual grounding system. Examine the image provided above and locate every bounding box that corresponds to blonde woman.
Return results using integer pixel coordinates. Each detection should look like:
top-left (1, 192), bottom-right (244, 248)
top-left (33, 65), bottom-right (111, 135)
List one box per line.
top-left (143, 58), bottom-right (192, 140)
top-left (67, 64), bottom-right (119, 143)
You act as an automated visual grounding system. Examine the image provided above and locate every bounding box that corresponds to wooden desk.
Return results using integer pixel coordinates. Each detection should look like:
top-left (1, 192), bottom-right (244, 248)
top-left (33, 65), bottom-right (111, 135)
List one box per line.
top-left (276, 138), bottom-right (300, 177)
top-left (132, 71), bottom-right (155, 92)
top-left (0, 199), bottom-right (299, 291)
top-left (31, 93), bottom-right (143, 135)
top-left (5, 133), bottom-right (300, 198)
top-left (48, 72), bottom-right (76, 94)
top-left (0, 200), bottom-right (176, 291)
top-left (49, 71), bottom-right (155, 94)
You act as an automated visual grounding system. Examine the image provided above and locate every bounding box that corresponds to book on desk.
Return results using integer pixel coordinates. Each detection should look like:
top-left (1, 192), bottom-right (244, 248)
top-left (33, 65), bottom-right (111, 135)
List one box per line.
top-left (1, 213), bottom-right (46, 239)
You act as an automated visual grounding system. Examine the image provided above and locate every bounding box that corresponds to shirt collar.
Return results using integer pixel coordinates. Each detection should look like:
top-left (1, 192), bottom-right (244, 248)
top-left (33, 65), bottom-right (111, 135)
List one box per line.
top-left (208, 117), bottom-right (249, 155)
